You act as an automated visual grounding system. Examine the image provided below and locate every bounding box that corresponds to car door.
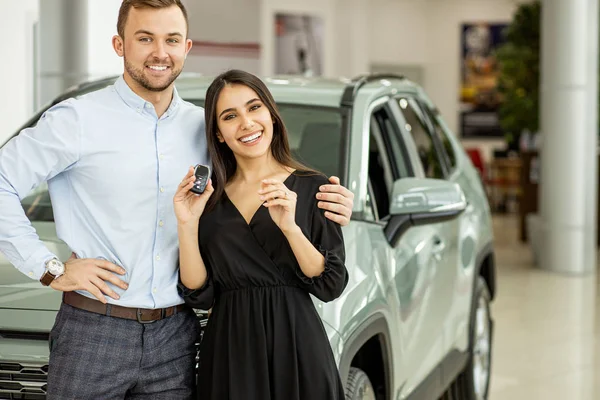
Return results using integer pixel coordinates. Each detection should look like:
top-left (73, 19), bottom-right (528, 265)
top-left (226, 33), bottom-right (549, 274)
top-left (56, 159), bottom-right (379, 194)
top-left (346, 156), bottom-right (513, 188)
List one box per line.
top-left (365, 100), bottom-right (448, 394)
top-left (419, 103), bottom-right (482, 361)
top-left (389, 96), bottom-right (463, 372)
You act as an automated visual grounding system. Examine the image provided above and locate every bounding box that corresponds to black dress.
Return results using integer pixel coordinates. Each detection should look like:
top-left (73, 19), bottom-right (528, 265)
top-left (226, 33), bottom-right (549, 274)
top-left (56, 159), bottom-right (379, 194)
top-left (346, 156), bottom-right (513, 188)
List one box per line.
top-left (179, 172), bottom-right (348, 400)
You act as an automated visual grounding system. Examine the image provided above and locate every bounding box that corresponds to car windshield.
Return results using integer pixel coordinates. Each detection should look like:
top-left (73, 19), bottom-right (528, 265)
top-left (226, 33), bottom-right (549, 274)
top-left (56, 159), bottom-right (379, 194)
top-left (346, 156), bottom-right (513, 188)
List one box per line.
top-left (11, 91), bottom-right (343, 222)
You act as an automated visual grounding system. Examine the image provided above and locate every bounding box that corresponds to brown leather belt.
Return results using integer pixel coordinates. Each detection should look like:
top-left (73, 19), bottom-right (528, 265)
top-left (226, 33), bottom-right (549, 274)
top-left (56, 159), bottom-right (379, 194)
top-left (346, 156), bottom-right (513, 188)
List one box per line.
top-left (63, 291), bottom-right (186, 324)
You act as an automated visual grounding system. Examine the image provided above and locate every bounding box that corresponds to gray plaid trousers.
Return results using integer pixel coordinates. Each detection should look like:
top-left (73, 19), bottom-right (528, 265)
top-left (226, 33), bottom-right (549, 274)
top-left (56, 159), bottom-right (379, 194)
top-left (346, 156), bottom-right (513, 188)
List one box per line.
top-left (47, 302), bottom-right (200, 399)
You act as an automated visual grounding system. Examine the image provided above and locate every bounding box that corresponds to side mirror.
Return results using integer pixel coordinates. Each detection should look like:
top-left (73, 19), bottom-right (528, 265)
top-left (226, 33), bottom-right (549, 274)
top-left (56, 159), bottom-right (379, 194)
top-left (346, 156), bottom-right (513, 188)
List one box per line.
top-left (384, 178), bottom-right (467, 247)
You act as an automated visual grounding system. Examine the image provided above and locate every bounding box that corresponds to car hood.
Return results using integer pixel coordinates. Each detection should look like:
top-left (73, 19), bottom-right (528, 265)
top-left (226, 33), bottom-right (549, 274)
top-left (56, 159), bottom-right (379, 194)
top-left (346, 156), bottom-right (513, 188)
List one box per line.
top-left (0, 222), bottom-right (67, 312)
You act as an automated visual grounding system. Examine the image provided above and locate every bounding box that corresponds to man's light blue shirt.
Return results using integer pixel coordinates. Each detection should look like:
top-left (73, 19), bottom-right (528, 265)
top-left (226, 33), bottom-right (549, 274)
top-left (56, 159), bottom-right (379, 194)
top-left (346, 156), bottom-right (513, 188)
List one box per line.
top-left (0, 76), bottom-right (208, 308)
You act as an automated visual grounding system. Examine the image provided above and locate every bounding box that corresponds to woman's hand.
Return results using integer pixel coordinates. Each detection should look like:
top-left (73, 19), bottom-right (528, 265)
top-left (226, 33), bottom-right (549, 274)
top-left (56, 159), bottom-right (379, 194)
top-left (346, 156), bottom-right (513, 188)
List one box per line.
top-left (173, 166), bottom-right (214, 226)
top-left (260, 179), bottom-right (299, 234)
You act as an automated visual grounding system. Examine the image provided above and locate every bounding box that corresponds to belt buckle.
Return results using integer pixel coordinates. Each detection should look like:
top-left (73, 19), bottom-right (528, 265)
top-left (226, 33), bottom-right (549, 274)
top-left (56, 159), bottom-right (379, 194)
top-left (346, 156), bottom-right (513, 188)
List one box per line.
top-left (136, 308), bottom-right (157, 324)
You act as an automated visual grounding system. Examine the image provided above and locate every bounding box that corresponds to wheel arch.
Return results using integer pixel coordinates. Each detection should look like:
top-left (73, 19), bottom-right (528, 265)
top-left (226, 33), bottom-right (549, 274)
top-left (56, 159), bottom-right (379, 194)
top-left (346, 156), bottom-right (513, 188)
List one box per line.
top-left (339, 313), bottom-right (394, 399)
top-left (475, 242), bottom-right (496, 300)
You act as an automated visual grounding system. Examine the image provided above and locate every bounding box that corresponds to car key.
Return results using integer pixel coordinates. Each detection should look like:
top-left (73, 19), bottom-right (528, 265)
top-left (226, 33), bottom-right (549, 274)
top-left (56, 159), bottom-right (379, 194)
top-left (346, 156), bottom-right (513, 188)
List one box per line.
top-left (190, 164), bottom-right (210, 194)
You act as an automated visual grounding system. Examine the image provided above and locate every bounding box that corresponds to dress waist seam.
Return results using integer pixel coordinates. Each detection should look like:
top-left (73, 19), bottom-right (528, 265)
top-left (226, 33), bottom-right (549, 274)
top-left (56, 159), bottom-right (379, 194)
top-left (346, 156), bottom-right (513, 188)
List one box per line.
top-left (219, 284), bottom-right (302, 294)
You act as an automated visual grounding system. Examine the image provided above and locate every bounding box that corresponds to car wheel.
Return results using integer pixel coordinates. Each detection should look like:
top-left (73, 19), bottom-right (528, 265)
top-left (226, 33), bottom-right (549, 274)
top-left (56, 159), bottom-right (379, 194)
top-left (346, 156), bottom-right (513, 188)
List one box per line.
top-left (345, 367), bottom-right (376, 400)
top-left (455, 276), bottom-right (492, 400)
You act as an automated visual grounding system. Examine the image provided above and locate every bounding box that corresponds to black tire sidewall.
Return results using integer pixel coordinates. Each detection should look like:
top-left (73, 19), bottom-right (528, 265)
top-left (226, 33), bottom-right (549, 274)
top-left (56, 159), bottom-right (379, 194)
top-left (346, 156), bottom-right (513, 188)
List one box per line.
top-left (345, 367), bottom-right (375, 400)
top-left (461, 276), bottom-right (492, 400)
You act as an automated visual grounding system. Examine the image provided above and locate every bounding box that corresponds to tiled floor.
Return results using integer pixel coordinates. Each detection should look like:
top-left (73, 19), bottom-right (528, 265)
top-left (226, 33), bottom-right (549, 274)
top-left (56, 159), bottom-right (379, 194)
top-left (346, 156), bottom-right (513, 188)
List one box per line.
top-left (489, 215), bottom-right (600, 400)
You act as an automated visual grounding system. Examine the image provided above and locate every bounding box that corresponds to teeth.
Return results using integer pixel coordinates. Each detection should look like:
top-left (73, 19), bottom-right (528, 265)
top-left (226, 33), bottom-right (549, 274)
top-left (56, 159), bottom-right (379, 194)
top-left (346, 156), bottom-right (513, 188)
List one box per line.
top-left (240, 132), bottom-right (262, 143)
top-left (148, 66), bottom-right (168, 71)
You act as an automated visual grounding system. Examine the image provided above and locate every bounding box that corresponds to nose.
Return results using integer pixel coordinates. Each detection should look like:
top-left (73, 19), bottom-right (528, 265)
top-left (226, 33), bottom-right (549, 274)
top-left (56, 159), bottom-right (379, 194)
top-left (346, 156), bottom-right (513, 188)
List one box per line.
top-left (152, 41), bottom-right (168, 59)
top-left (241, 114), bottom-right (255, 130)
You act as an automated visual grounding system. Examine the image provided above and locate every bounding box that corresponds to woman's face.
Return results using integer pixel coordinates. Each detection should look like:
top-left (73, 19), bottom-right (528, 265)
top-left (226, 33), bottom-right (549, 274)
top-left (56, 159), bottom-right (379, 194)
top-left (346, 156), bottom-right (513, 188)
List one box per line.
top-left (215, 83), bottom-right (274, 160)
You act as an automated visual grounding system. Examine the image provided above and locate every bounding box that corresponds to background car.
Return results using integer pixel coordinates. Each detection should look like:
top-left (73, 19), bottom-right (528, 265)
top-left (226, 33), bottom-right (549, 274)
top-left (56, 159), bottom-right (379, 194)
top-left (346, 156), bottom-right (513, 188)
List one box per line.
top-left (0, 73), bottom-right (496, 400)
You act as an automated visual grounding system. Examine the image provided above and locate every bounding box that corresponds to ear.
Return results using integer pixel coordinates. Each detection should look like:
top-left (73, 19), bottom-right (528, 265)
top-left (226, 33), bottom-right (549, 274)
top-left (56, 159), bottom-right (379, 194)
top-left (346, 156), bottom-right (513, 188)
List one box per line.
top-left (216, 132), bottom-right (225, 143)
top-left (185, 38), bottom-right (193, 59)
top-left (112, 35), bottom-right (124, 57)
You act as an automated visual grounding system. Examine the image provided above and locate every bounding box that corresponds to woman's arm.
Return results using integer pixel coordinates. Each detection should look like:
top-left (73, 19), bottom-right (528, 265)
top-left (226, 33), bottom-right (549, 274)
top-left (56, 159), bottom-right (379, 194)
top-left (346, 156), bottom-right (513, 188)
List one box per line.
top-left (178, 223), bottom-right (208, 289)
top-left (173, 167), bottom-right (214, 290)
top-left (261, 177), bottom-right (348, 302)
top-left (281, 225), bottom-right (325, 278)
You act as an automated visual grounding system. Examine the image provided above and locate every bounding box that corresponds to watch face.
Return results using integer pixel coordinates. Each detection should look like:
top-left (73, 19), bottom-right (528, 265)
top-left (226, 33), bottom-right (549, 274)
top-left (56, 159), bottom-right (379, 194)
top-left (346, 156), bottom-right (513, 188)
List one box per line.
top-left (47, 259), bottom-right (65, 275)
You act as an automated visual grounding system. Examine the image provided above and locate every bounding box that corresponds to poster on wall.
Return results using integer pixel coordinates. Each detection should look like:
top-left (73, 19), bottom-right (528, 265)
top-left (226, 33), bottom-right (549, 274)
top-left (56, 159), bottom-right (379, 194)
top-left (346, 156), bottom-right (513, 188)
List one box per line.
top-left (274, 13), bottom-right (323, 77)
top-left (460, 23), bottom-right (508, 138)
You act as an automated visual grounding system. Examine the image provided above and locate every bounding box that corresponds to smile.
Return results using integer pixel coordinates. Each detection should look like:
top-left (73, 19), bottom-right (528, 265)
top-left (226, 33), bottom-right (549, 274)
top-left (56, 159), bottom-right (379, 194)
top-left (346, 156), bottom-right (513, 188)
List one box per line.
top-left (239, 131), bottom-right (263, 144)
top-left (147, 65), bottom-right (169, 71)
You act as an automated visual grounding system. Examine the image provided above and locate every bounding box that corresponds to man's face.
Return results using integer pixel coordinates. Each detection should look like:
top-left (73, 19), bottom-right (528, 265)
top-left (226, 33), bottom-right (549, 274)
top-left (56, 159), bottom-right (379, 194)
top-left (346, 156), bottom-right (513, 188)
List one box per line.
top-left (113, 5), bottom-right (192, 93)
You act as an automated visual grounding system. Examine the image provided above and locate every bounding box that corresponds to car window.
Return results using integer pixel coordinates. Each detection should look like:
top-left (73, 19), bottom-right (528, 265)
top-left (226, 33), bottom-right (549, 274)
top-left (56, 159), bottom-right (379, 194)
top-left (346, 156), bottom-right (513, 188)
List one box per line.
top-left (425, 109), bottom-right (457, 172)
top-left (363, 180), bottom-right (379, 222)
top-left (397, 97), bottom-right (446, 179)
top-left (372, 106), bottom-right (412, 180)
top-left (366, 106), bottom-right (407, 221)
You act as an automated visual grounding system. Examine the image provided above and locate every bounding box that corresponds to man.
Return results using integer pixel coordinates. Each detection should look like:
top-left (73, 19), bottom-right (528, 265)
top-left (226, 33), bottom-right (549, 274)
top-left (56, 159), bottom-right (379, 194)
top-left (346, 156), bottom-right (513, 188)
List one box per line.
top-left (0, 0), bottom-right (354, 398)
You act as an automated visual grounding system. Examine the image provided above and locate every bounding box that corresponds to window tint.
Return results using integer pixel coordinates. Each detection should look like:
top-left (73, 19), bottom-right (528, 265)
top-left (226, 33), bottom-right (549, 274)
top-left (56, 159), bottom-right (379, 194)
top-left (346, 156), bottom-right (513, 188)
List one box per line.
top-left (373, 108), bottom-right (411, 180)
top-left (363, 180), bottom-right (379, 222)
top-left (427, 110), bottom-right (457, 171)
top-left (367, 106), bottom-right (409, 221)
top-left (279, 106), bottom-right (343, 179)
top-left (397, 97), bottom-right (445, 179)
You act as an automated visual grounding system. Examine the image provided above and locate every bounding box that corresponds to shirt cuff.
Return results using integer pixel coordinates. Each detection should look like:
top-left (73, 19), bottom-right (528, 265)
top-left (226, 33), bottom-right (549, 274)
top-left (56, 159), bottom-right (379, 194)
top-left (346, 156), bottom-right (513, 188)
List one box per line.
top-left (23, 248), bottom-right (57, 281)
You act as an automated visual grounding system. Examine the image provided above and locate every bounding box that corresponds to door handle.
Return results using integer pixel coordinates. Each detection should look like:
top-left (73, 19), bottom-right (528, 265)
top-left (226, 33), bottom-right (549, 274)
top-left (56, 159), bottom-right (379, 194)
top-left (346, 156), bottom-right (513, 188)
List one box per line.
top-left (432, 236), bottom-right (446, 261)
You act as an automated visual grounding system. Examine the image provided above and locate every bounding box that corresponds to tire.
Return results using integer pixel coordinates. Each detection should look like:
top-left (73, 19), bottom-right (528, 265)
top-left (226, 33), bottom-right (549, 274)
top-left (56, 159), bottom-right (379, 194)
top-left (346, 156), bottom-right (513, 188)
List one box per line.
top-left (454, 276), bottom-right (493, 400)
top-left (345, 367), bottom-right (376, 400)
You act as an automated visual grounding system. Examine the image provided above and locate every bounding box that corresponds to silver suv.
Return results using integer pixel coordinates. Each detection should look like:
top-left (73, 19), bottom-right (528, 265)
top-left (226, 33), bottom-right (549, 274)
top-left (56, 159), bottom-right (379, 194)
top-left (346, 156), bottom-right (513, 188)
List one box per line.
top-left (0, 74), bottom-right (496, 400)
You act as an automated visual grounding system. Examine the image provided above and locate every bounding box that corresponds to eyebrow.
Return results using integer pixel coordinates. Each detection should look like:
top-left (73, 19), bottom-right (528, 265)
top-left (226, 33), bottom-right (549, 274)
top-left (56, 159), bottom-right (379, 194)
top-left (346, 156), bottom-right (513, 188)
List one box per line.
top-left (218, 98), bottom-right (261, 118)
top-left (134, 30), bottom-right (183, 37)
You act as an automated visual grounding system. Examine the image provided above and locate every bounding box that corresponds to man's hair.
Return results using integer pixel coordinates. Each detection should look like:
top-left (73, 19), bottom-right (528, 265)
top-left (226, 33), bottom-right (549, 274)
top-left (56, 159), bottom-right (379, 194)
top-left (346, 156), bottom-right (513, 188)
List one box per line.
top-left (117, 0), bottom-right (189, 38)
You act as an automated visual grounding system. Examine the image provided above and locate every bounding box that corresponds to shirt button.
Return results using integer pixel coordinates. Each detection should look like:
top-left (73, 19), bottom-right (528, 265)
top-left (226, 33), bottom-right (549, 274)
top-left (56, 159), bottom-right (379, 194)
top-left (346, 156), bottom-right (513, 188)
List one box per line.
top-left (152, 287), bottom-right (157, 294)
top-left (159, 220), bottom-right (164, 227)
top-left (156, 255), bottom-right (160, 261)
top-left (28, 272), bottom-right (33, 277)
top-left (160, 187), bottom-right (165, 193)
top-left (159, 154), bottom-right (164, 160)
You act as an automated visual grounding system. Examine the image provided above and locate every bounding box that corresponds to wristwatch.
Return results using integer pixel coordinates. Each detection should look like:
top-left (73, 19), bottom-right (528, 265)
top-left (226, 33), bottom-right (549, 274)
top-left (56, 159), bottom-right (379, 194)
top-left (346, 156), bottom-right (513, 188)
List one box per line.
top-left (40, 258), bottom-right (65, 286)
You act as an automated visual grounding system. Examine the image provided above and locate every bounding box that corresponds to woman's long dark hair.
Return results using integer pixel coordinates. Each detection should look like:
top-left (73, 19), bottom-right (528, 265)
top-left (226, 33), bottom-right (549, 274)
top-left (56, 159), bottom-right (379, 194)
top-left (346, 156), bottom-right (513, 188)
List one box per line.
top-left (204, 69), bottom-right (313, 211)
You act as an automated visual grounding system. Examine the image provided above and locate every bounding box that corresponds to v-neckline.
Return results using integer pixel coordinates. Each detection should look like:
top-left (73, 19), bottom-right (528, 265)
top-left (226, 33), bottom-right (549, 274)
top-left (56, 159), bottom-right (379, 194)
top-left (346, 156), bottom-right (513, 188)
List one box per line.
top-left (224, 172), bottom-right (295, 226)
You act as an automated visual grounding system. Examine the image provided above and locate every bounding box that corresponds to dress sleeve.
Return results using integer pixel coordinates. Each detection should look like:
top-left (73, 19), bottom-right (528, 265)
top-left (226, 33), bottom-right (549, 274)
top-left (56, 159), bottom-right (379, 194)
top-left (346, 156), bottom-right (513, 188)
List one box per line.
top-left (177, 259), bottom-right (215, 310)
top-left (296, 200), bottom-right (349, 302)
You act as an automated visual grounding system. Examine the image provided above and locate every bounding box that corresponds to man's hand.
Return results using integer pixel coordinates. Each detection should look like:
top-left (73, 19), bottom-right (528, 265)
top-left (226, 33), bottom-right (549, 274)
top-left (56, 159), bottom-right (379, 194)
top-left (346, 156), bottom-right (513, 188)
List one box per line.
top-left (316, 176), bottom-right (355, 226)
top-left (50, 255), bottom-right (128, 304)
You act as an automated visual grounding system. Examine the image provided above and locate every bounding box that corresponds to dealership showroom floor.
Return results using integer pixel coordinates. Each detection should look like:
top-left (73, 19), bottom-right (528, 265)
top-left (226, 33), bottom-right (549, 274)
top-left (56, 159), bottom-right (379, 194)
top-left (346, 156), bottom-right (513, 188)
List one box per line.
top-left (489, 215), bottom-right (600, 399)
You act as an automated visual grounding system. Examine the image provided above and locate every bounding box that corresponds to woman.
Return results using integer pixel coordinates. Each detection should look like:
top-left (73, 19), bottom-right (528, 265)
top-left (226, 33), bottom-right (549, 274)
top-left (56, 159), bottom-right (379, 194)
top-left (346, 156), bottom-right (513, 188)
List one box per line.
top-left (173, 69), bottom-right (348, 399)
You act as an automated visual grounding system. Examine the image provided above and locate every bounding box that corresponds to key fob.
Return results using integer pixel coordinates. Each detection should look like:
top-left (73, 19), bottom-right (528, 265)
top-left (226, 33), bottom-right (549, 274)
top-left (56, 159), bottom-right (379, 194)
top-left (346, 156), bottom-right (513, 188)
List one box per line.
top-left (190, 164), bottom-right (210, 194)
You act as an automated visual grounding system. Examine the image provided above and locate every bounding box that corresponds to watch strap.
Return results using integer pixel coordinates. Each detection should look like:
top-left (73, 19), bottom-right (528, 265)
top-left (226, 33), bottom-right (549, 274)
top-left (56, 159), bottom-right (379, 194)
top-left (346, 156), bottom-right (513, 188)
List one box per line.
top-left (40, 270), bottom-right (56, 286)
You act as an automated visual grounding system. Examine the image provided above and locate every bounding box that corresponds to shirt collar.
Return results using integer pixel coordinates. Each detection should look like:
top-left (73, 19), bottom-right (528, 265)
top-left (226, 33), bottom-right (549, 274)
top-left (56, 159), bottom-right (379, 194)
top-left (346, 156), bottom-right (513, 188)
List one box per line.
top-left (114, 75), bottom-right (182, 117)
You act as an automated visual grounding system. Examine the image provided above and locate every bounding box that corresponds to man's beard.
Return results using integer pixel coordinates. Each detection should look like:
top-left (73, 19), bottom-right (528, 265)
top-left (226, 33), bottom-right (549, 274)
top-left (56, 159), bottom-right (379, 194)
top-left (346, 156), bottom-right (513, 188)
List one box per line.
top-left (124, 57), bottom-right (182, 92)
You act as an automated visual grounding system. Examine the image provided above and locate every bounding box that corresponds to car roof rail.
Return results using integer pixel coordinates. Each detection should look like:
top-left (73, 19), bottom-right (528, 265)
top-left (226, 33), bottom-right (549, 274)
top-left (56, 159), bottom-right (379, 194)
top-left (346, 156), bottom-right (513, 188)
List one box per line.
top-left (340, 73), bottom-right (406, 107)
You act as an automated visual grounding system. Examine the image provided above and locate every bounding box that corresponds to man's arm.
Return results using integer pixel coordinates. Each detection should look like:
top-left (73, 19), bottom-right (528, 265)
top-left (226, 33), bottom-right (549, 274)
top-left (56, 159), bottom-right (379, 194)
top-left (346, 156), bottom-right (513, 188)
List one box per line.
top-left (0, 100), bottom-right (81, 279)
top-left (316, 176), bottom-right (355, 226)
